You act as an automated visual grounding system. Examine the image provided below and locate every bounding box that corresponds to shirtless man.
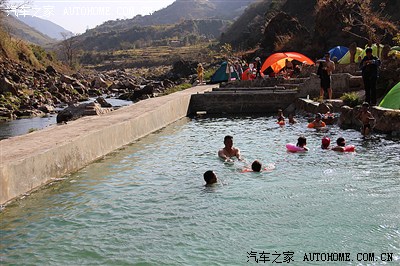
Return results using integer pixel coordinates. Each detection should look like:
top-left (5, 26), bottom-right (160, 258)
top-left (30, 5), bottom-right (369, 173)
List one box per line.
top-left (356, 102), bottom-right (375, 136)
top-left (218, 135), bottom-right (242, 162)
top-left (320, 52), bottom-right (335, 100)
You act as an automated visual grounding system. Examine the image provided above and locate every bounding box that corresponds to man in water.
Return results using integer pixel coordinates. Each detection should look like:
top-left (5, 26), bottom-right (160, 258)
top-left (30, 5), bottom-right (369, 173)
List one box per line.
top-left (218, 135), bottom-right (242, 162)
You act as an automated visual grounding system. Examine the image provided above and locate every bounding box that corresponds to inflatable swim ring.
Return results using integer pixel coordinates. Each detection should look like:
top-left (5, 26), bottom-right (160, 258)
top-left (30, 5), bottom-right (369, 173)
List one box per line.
top-left (278, 120), bottom-right (285, 125)
top-left (344, 145), bottom-right (355, 152)
top-left (286, 143), bottom-right (307, 152)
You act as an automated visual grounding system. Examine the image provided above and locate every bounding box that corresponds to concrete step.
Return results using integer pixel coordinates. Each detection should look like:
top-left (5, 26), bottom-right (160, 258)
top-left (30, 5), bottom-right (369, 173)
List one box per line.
top-left (212, 86), bottom-right (286, 92)
top-left (277, 83), bottom-right (302, 89)
top-left (205, 90), bottom-right (297, 94)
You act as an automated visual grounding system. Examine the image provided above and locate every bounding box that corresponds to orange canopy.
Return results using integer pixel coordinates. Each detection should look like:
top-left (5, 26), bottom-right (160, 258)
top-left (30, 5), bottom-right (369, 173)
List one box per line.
top-left (261, 52), bottom-right (315, 73)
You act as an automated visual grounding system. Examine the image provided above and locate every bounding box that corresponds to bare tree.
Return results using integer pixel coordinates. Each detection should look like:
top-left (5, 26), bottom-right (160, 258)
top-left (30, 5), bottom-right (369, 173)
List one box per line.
top-left (0, 0), bottom-right (31, 13)
top-left (60, 32), bottom-right (76, 67)
top-left (340, 0), bottom-right (398, 45)
top-left (1, 0), bottom-right (32, 23)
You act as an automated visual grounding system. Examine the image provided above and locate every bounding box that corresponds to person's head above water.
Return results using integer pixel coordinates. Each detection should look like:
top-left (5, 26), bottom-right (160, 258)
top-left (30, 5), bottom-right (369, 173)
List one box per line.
top-left (336, 137), bottom-right (346, 147)
top-left (204, 170), bottom-right (217, 185)
top-left (224, 135), bottom-right (233, 146)
top-left (321, 136), bottom-right (331, 149)
top-left (297, 136), bottom-right (307, 147)
top-left (251, 160), bottom-right (262, 172)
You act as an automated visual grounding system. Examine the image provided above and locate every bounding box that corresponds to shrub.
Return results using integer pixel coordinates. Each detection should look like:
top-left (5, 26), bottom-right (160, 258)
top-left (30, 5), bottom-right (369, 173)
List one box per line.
top-left (340, 92), bottom-right (362, 107)
top-left (162, 83), bottom-right (192, 95)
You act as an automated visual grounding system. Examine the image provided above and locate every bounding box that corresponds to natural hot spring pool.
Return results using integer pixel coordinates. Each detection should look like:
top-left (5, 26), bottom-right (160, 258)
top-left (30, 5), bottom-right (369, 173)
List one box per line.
top-left (1, 116), bottom-right (399, 265)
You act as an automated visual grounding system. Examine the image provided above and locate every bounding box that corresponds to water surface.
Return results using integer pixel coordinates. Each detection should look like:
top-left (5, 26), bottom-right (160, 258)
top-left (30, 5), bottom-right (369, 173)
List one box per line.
top-left (1, 116), bottom-right (399, 265)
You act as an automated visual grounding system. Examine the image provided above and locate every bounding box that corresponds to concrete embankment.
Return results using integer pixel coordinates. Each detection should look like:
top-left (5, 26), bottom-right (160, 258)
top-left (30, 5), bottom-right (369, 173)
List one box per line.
top-left (190, 87), bottom-right (297, 114)
top-left (0, 85), bottom-right (214, 205)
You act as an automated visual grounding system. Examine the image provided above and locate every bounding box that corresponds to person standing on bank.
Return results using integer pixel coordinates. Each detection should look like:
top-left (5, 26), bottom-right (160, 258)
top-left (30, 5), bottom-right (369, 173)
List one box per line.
top-left (322, 52), bottom-right (335, 100)
top-left (255, 57), bottom-right (262, 78)
top-left (197, 63), bottom-right (204, 84)
top-left (360, 47), bottom-right (381, 105)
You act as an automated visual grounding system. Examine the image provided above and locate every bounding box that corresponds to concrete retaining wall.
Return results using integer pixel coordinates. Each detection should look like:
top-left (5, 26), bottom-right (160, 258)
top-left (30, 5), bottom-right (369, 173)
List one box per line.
top-left (189, 91), bottom-right (297, 114)
top-left (0, 85), bottom-right (213, 205)
top-left (297, 73), bottom-right (363, 99)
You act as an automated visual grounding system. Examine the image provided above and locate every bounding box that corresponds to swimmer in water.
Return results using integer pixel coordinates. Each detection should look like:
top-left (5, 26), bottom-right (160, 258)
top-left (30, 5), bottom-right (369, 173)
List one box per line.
top-left (307, 113), bottom-right (326, 129)
top-left (296, 136), bottom-right (309, 151)
top-left (331, 137), bottom-right (346, 152)
top-left (218, 135), bottom-right (242, 163)
top-left (288, 113), bottom-right (297, 124)
top-left (203, 170), bottom-right (218, 186)
top-left (242, 160), bottom-right (275, 172)
top-left (356, 102), bottom-right (375, 137)
top-left (277, 109), bottom-right (285, 124)
top-left (321, 136), bottom-right (331, 149)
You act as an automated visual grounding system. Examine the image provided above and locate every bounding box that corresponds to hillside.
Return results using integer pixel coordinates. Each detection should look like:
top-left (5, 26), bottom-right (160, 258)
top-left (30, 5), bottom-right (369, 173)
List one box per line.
top-left (0, 14), bottom-right (56, 46)
top-left (222, 0), bottom-right (399, 58)
top-left (17, 15), bottom-right (73, 40)
top-left (129, 0), bottom-right (256, 26)
top-left (73, 19), bottom-right (228, 51)
top-left (70, 0), bottom-right (257, 51)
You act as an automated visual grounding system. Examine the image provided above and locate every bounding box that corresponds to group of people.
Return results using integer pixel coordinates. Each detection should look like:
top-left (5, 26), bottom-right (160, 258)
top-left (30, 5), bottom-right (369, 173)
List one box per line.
top-left (317, 47), bottom-right (381, 105)
top-left (204, 104), bottom-right (375, 185)
top-left (203, 132), bottom-right (352, 186)
top-left (205, 135), bottom-right (274, 186)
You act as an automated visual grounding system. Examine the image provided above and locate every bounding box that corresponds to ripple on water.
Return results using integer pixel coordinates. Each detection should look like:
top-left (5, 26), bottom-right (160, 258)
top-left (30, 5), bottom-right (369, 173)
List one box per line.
top-left (0, 116), bottom-right (399, 265)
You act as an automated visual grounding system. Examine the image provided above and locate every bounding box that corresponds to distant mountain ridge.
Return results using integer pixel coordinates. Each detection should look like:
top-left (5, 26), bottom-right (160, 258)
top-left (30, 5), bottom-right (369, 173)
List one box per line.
top-left (71, 0), bottom-right (258, 51)
top-left (1, 14), bottom-right (56, 46)
top-left (130, 0), bottom-right (257, 26)
top-left (16, 15), bottom-right (73, 40)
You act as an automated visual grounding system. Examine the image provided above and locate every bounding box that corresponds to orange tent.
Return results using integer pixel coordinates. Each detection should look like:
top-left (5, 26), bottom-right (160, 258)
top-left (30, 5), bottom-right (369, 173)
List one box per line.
top-left (261, 52), bottom-right (314, 73)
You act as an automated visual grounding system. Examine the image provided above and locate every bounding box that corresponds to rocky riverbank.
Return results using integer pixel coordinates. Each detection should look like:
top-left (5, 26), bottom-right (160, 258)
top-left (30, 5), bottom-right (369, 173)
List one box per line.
top-left (0, 58), bottom-right (200, 122)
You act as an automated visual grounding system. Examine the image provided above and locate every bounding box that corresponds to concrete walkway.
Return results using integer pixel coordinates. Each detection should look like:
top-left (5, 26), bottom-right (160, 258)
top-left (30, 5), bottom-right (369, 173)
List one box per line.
top-left (0, 84), bottom-right (214, 205)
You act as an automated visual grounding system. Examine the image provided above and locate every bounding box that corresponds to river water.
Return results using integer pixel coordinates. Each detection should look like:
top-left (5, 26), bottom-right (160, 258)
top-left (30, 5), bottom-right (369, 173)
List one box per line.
top-left (0, 116), bottom-right (399, 265)
top-left (0, 98), bottom-right (131, 140)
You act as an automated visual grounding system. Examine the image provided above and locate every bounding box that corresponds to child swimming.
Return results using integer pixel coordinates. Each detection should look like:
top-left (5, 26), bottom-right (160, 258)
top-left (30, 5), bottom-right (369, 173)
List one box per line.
top-left (356, 102), bottom-right (375, 136)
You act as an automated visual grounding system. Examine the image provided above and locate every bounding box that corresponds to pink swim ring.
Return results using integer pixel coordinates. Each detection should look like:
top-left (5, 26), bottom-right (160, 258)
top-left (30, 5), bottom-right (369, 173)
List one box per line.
top-left (286, 143), bottom-right (307, 152)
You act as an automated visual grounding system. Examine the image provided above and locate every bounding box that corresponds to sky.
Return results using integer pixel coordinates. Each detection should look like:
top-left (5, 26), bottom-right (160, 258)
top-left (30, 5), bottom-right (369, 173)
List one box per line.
top-left (6, 0), bottom-right (176, 33)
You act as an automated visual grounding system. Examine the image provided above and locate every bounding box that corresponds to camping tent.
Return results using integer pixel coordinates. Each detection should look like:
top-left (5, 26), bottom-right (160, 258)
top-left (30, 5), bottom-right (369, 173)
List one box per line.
top-left (210, 62), bottom-right (239, 83)
top-left (379, 82), bottom-right (400, 110)
top-left (339, 44), bottom-right (386, 64)
top-left (338, 47), bottom-right (364, 64)
top-left (328, 46), bottom-right (348, 61)
top-left (261, 52), bottom-right (314, 73)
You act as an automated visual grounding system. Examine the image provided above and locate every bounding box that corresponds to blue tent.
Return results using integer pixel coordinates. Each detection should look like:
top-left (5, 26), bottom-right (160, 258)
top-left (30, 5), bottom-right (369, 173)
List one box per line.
top-left (210, 62), bottom-right (239, 84)
top-left (328, 46), bottom-right (349, 61)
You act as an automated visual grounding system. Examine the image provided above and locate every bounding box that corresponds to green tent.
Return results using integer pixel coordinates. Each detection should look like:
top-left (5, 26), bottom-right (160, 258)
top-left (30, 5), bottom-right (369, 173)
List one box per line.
top-left (379, 82), bottom-right (400, 110)
top-left (210, 62), bottom-right (239, 84)
top-left (338, 47), bottom-right (364, 64)
top-left (339, 44), bottom-right (385, 64)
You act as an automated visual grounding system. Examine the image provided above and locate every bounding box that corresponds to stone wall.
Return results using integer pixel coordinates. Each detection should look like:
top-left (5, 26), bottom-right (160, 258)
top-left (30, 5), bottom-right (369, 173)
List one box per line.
top-left (338, 105), bottom-right (400, 134)
top-left (0, 85), bottom-right (213, 205)
top-left (189, 90), bottom-right (297, 114)
top-left (297, 73), bottom-right (363, 99)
